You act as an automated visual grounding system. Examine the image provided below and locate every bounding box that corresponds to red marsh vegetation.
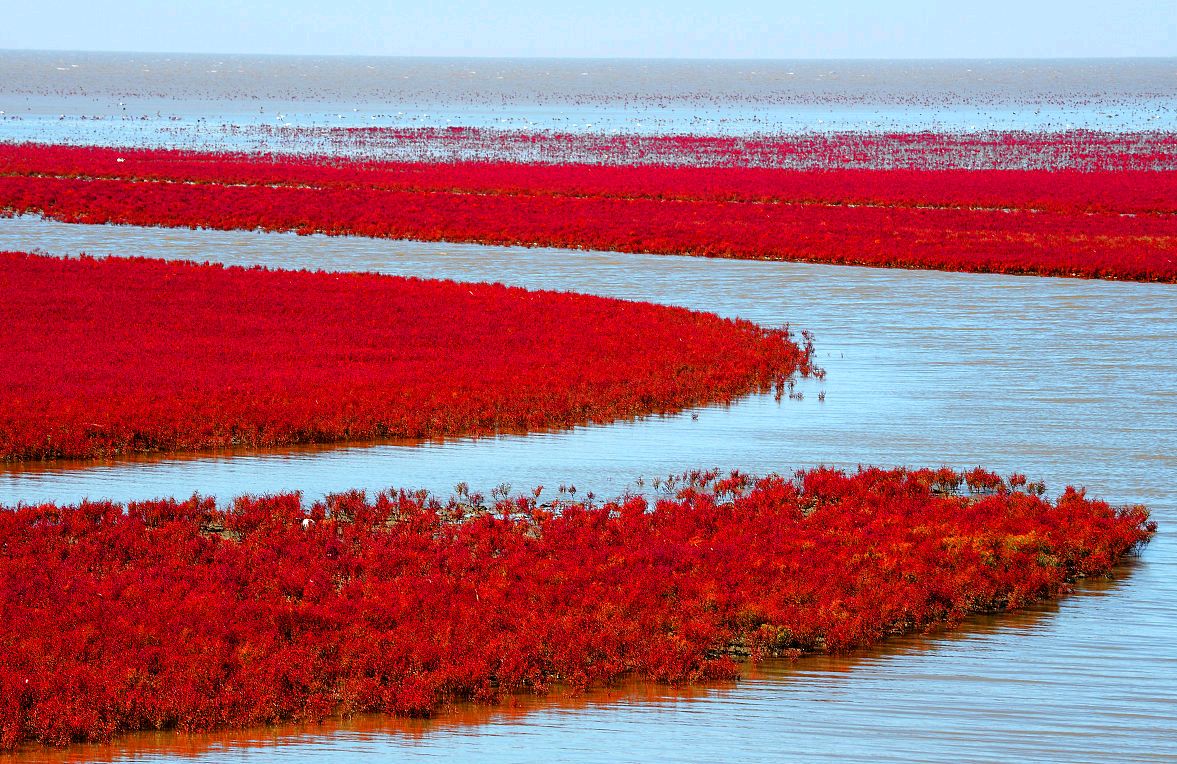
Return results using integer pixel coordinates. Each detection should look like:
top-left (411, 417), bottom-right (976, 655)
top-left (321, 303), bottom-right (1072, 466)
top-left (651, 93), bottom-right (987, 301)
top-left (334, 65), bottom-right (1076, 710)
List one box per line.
top-left (0, 137), bottom-right (1172, 280)
top-left (0, 467), bottom-right (1154, 749)
top-left (1, 138), bottom-right (1174, 281)
top-left (0, 252), bottom-right (814, 462)
top-left (224, 126), bottom-right (1177, 171)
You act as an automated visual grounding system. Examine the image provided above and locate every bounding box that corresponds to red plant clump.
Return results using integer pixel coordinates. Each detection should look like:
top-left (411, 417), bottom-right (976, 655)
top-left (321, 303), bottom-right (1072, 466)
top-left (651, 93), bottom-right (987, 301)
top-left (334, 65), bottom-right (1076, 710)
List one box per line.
top-left (2, 141), bottom-right (1175, 282)
top-left (0, 467), bottom-right (1154, 749)
top-left (5, 142), bottom-right (1177, 214)
top-left (0, 252), bottom-right (814, 461)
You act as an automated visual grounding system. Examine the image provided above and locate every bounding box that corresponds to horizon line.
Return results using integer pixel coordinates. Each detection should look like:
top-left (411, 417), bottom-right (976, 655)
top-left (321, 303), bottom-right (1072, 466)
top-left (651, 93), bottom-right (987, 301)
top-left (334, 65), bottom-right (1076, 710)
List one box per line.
top-left (4, 47), bottom-right (1176, 63)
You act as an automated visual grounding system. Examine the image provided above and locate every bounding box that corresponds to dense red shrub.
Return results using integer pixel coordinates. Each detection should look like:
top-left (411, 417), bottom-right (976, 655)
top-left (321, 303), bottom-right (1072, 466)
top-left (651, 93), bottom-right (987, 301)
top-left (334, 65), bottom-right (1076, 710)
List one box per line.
top-left (0, 467), bottom-right (1154, 749)
top-left (3, 140), bottom-right (1175, 282)
top-left (4, 142), bottom-right (1177, 214)
top-left (0, 252), bottom-right (813, 461)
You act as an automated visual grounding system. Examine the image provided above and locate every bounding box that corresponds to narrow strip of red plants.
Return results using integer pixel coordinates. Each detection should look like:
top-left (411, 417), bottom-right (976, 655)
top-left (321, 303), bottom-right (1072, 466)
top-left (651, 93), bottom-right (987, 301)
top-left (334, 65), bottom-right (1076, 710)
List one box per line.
top-left (5, 142), bottom-right (1177, 213)
top-left (0, 467), bottom-right (1155, 749)
top-left (2, 139), bottom-right (1175, 282)
top-left (0, 252), bottom-right (814, 462)
top-left (226, 126), bottom-right (1177, 171)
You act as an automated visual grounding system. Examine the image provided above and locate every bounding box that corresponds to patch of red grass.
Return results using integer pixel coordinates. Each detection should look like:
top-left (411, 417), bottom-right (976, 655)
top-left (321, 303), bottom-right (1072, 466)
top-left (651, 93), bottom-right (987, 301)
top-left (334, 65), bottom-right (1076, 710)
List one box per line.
top-left (4, 142), bottom-right (1177, 213)
top-left (0, 252), bottom-right (813, 461)
top-left (2, 140), bottom-right (1175, 281)
top-left (0, 467), bottom-right (1154, 749)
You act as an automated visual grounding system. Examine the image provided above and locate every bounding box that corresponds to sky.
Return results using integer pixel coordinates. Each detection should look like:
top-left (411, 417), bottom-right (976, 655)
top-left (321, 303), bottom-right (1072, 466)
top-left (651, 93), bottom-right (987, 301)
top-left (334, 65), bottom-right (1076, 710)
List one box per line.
top-left (2, 0), bottom-right (1174, 59)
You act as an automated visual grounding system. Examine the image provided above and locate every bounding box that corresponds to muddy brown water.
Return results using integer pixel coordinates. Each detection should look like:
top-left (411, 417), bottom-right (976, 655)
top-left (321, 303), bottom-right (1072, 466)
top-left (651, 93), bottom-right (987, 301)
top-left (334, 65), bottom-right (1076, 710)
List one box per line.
top-left (0, 215), bottom-right (1174, 762)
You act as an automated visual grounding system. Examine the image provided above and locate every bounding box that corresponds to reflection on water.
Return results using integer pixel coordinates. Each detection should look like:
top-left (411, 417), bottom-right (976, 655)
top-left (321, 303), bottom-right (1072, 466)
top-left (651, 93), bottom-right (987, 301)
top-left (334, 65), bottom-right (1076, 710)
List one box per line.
top-left (1, 216), bottom-right (1175, 762)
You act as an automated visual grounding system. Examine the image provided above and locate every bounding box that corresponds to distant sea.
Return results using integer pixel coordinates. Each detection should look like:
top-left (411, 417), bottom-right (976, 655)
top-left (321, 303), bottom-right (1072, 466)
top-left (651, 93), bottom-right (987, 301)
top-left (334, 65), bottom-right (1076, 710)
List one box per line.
top-left (1, 51), bottom-right (1174, 150)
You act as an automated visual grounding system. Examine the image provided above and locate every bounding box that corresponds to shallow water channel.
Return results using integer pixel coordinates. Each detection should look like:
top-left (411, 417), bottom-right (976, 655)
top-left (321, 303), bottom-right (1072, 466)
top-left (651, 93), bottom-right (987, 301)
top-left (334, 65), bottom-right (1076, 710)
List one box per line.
top-left (1, 215), bottom-right (1175, 762)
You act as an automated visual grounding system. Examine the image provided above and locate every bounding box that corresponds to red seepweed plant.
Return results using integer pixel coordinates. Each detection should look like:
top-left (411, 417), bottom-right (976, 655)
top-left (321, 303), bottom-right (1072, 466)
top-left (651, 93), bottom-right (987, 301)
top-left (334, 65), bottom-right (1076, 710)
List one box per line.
top-left (0, 251), bottom-right (815, 461)
top-left (0, 467), bottom-right (1154, 749)
top-left (2, 137), bottom-right (1176, 281)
